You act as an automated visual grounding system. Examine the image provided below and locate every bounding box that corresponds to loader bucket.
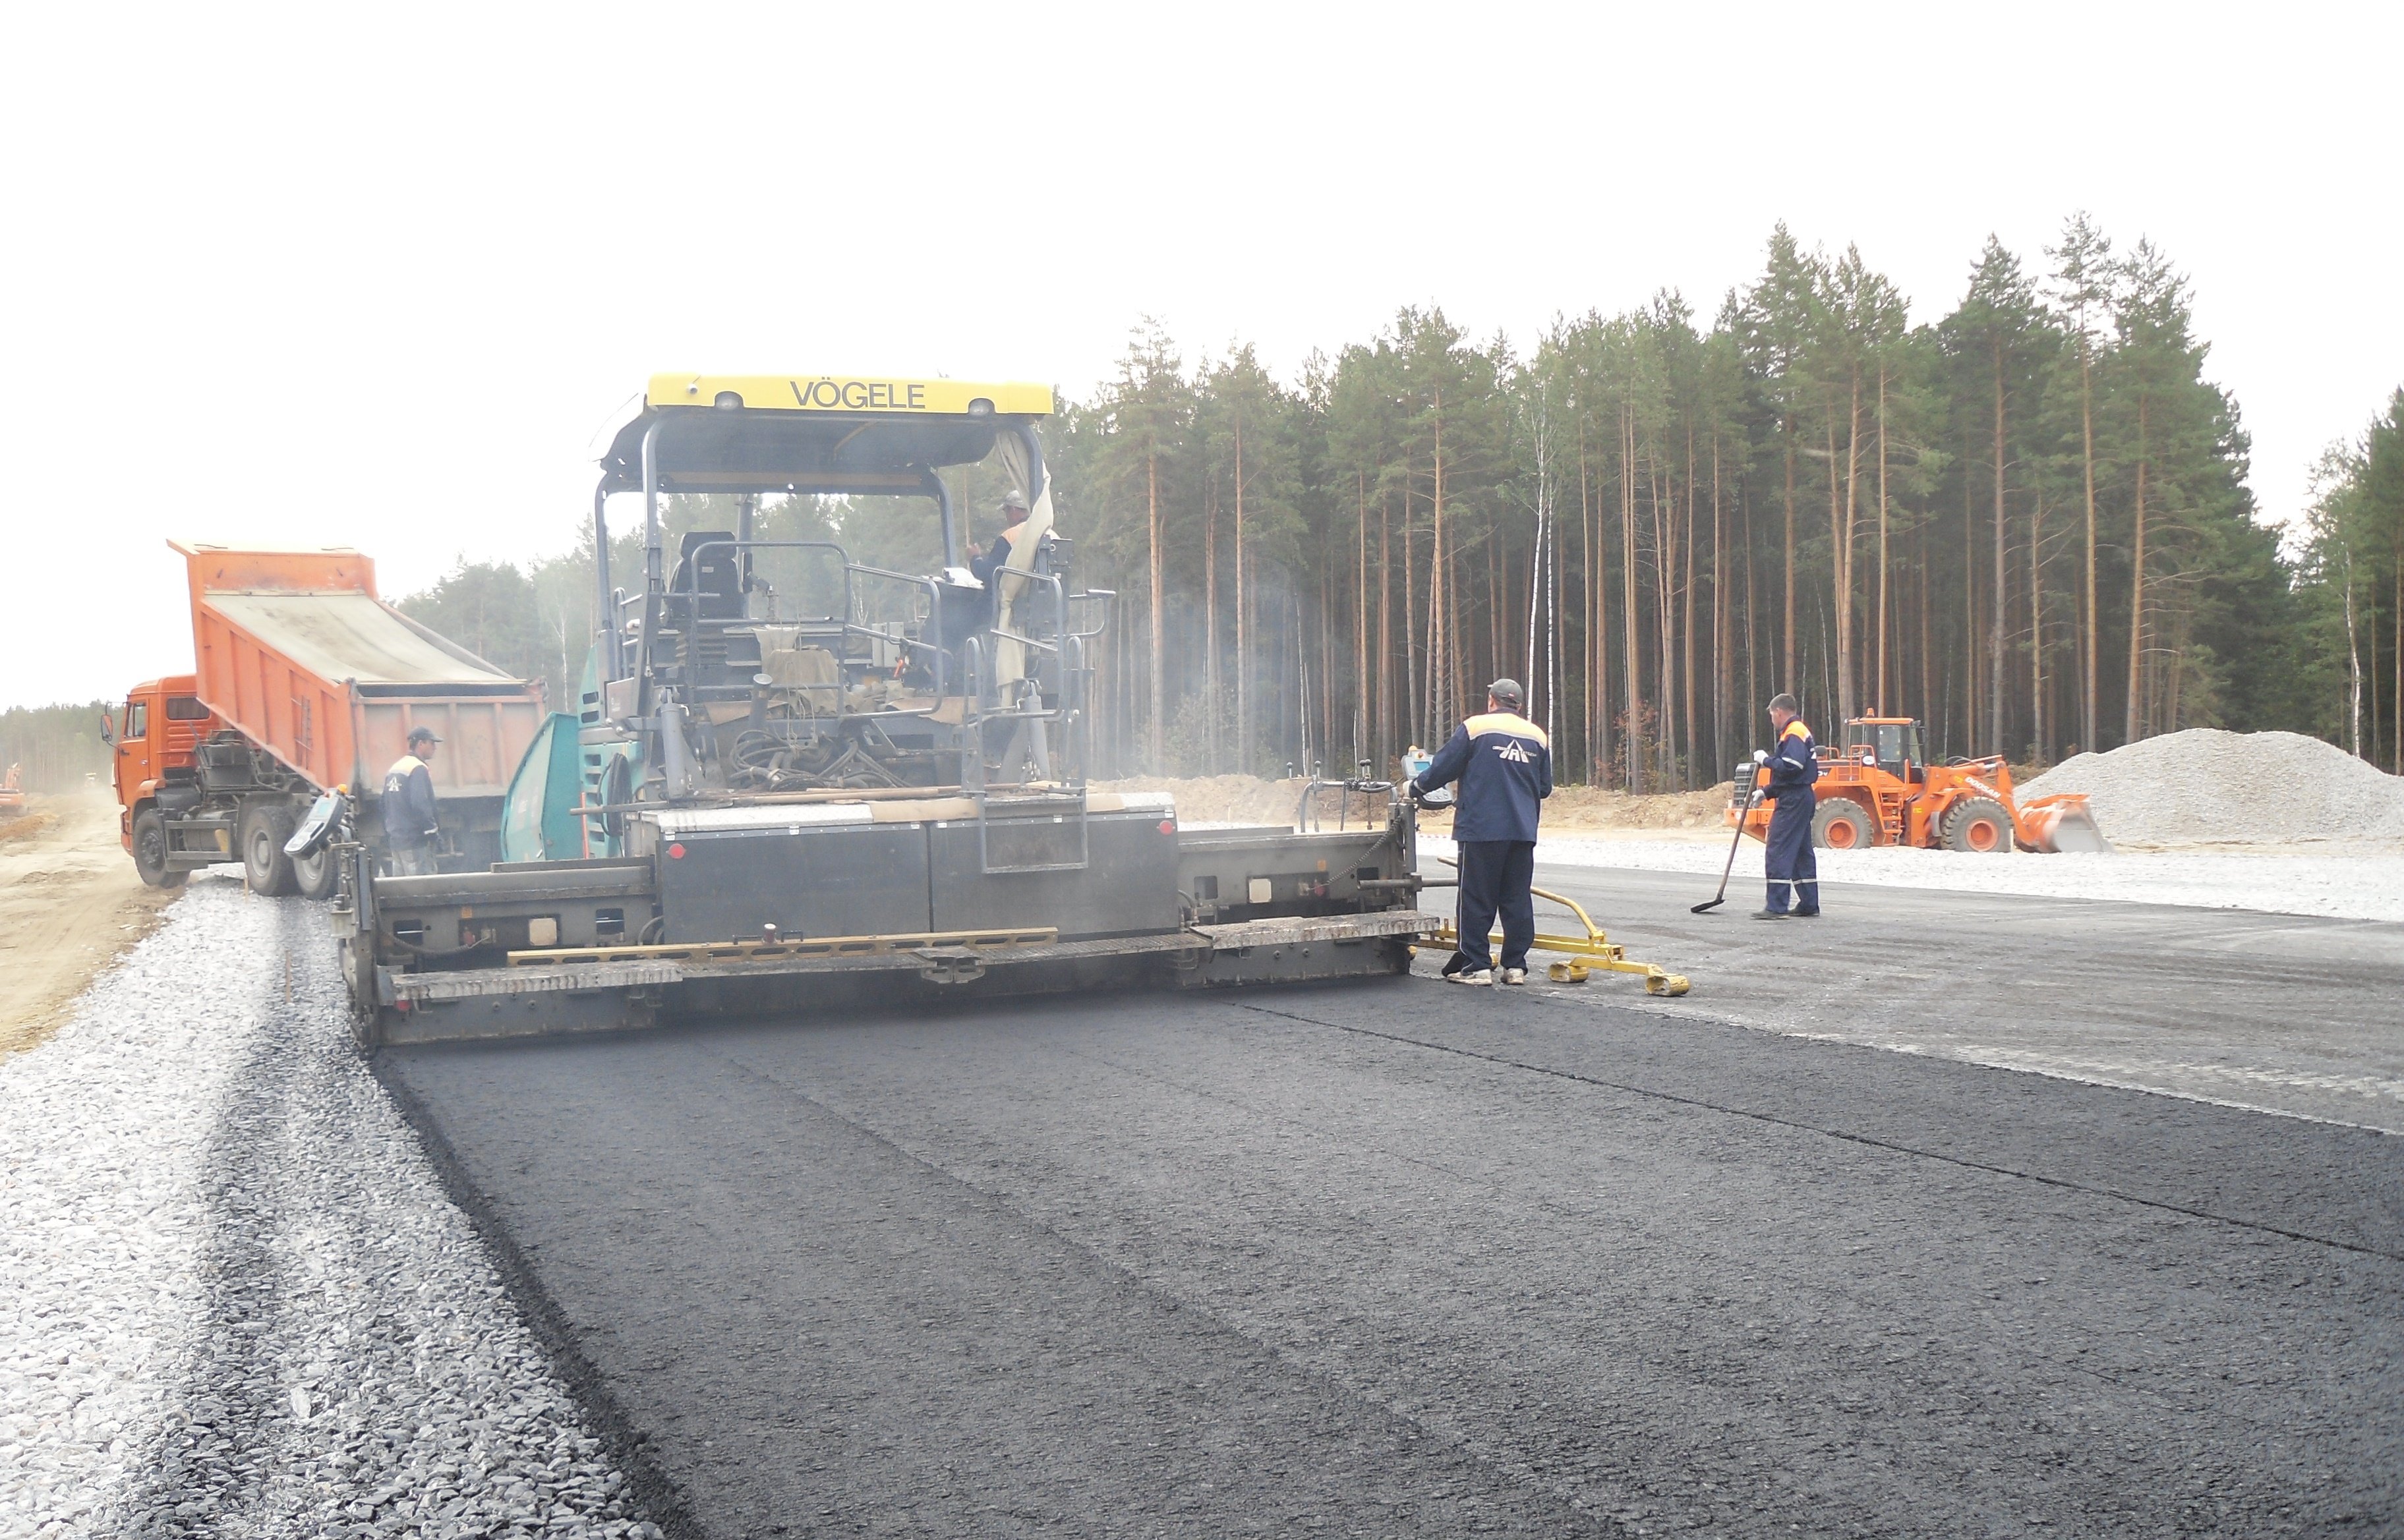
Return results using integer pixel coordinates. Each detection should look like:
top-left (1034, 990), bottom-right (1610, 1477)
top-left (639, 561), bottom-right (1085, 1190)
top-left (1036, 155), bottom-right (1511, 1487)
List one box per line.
top-left (2020, 794), bottom-right (2113, 854)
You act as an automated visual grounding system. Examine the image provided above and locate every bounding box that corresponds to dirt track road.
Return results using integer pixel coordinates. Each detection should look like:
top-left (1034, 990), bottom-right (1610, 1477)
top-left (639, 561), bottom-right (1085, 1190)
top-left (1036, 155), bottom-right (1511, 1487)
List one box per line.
top-left (0, 791), bottom-right (182, 1058)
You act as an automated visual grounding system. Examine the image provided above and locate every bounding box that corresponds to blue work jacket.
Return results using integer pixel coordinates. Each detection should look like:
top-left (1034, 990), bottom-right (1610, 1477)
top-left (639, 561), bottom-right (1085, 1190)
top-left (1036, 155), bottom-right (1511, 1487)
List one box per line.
top-left (1765, 719), bottom-right (1819, 801)
top-left (382, 754), bottom-right (441, 846)
top-left (1415, 711), bottom-right (1553, 843)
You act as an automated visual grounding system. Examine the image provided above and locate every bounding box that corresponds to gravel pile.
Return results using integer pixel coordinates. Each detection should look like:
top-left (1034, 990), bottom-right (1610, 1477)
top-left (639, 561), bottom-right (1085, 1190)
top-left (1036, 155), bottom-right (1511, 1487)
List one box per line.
top-left (2019, 728), bottom-right (2404, 847)
top-left (1, 878), bottom-right (659, 1540)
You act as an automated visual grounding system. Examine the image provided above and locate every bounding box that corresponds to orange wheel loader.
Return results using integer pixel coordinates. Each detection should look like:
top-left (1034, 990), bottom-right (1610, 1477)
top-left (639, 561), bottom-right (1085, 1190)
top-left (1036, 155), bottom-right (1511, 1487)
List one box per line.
top-left (1726, 717), bottom-right (2111, 854)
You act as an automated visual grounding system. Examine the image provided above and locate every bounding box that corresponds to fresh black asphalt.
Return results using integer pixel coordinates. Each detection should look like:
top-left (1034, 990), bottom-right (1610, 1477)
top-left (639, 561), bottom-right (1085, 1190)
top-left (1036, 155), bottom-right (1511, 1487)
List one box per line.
top-left (385, 921), bottom-right (2404, 1538)
top-left (1519, 863), bottom-right (2404, 1131)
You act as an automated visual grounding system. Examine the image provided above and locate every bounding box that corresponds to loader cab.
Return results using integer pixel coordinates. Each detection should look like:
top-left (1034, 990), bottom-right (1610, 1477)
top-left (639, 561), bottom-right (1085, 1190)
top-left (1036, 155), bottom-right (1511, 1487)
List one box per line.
top-left (1845, 718), bottom-right (1925, 785)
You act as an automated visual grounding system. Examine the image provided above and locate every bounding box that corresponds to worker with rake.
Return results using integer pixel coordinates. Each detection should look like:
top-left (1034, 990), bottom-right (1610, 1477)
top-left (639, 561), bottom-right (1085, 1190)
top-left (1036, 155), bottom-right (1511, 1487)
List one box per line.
top-left (1755, 693), bottom-right (1821, 919)
top-left (1409, 678), bottom-right (1553, 986)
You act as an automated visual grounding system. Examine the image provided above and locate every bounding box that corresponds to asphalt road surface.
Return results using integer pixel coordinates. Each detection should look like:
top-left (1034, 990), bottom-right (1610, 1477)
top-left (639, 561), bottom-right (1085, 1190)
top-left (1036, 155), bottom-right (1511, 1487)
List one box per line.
top-left (1524, 863), bottom-right (2404, 1133)
top-left (386, 877), bottom-right (2404, 1539)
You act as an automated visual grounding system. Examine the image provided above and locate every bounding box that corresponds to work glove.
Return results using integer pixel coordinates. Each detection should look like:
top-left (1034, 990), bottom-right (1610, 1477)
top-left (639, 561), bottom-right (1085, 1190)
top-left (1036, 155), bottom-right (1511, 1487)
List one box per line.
top-left (1751, 749), bottom-right (1770, 764)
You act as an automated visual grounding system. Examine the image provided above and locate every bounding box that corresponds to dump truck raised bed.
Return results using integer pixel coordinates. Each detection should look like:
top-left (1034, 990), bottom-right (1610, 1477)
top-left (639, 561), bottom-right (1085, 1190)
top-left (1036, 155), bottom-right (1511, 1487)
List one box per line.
top-left (107, 543), bottom-right (546, 896)
top-left (330, 374), bottom-right (1465, 1046)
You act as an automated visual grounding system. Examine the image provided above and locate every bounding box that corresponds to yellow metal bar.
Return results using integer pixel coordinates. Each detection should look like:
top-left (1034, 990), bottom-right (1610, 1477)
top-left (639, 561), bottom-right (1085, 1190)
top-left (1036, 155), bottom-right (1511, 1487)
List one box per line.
top-left (508, 927), bottom-right (1058, 968)
top-left (1419, 859), bottom-right (1690, 996)
top-left (1529, 882), bottom-right (1604, 943)
top-left (1421, 922), bottom-right (1689, 996)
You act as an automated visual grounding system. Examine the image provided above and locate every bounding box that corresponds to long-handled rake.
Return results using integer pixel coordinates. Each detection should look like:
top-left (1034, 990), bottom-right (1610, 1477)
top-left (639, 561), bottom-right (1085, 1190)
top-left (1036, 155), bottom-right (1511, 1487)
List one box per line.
top-left (1692, 762), bottom-right (1767, 915)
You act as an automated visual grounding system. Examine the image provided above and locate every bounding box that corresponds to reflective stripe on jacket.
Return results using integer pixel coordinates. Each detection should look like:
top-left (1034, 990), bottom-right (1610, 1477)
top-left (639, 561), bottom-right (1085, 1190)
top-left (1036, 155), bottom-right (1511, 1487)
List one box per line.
top-left (1766, 719), bottom-right (1819, 799)
top-left (1415, 710), bottom-right (1554, 843)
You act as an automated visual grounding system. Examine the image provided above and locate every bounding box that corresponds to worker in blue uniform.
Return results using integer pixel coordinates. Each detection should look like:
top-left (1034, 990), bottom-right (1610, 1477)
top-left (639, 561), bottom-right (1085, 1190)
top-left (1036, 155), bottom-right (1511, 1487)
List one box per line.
top-left (1407, 679), bottom-right (1553, 985)
top-left (1756, 692), bottom-right (1821, 919)
top-left (382, 726), bottom-right (444, 878)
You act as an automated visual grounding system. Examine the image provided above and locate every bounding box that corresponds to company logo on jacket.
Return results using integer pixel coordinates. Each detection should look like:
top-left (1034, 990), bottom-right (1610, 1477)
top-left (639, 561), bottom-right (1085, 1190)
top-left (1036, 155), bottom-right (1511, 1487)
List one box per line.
top-left (1417, 711), bottom-right (1554, 845)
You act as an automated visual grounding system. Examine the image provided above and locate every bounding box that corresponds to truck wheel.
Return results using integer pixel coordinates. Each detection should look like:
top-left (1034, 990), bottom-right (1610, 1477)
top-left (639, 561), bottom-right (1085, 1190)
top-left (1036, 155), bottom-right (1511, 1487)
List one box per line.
top-left (1941, 797), bottom-right (2013, 854)
top-left (1811, 799), bottom-right (1873, 849)
top-left (292, 841), bottom-right (341, 900)
top-left (132, 809), bottom-right (188, 890)
top-left (241, 802), bottom-right (299, 896)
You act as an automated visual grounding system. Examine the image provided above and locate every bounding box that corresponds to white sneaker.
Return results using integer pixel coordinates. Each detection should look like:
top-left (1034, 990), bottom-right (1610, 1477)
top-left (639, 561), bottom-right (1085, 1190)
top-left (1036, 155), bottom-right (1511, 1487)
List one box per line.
top-left (1499, 967), bottom-right (1528, 986)
top-left (1450, 968), bottom-right (1494, 985)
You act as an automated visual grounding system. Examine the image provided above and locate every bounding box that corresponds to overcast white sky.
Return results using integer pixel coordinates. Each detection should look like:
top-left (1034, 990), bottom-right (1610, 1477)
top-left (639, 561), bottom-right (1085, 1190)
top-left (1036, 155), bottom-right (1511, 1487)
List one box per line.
top-left (3, 2), bottom-right (2395, 709)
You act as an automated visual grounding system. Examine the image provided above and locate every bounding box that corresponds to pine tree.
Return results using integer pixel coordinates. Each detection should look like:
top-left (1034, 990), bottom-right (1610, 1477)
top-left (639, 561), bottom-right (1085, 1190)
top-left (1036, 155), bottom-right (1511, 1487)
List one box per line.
top-left (2047, 214), bottom-right (2115, 753)
top-left (1738, 226), bottom-right (1824, 696)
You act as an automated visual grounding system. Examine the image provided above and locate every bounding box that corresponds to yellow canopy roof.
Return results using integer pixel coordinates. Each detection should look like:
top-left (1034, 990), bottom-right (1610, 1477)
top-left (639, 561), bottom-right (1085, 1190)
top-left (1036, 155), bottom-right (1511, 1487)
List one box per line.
top-left (601, 375), bottom-right (1053, 497)
top-left (647, 375), bottom-right (1052, 416)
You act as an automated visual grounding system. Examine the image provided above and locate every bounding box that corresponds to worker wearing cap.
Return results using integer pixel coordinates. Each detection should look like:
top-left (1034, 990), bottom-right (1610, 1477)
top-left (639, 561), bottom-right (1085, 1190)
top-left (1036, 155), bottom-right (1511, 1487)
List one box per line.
top-left (969, 488), bottom-right (1032, 590)
top-left (956, 488), bottom-right (1036, 650)
top-left (382, 727), bottom-right (443, 877)
top-left (1755, 693), bottom-right (1820, 919)
top-left (1407, 679), bottom-right (1552, 985)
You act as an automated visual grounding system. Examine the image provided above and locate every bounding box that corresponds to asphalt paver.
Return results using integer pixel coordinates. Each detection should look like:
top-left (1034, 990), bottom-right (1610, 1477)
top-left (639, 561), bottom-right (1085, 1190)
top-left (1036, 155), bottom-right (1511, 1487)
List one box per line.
top-left (386, 944), bottom-right (2404, 1538)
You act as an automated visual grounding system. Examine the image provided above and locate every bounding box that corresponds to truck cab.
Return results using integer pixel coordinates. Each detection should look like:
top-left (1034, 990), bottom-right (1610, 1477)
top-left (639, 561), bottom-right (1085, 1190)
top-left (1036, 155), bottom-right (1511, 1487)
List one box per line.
top-left (108, 675), bottom-right (228, 884)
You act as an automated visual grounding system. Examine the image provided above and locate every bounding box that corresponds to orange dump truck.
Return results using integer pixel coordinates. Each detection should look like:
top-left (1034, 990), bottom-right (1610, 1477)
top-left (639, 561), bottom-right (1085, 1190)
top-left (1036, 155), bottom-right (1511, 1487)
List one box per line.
top-left (108, 543), bottom-right (544, 895)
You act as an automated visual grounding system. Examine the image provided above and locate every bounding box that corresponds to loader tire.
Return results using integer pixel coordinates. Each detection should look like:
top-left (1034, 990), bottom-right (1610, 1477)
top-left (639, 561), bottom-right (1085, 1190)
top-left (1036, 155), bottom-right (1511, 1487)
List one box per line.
top-left (132, 809), bottom-right (187, 890)
top-left (292, 841), bottom-right (341, 900)
top-left (242, 801), bottom-right (299, 896)
top-left (1811, 798), bottom-right (1873, 850)
top-left (1941, 796), bottom-right (2012, 855)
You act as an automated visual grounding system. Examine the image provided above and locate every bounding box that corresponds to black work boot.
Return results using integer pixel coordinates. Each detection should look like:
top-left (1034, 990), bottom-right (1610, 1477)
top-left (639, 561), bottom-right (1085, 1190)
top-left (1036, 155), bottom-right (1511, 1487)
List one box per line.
top-left (1751, 908), bottom-right (1788, 920)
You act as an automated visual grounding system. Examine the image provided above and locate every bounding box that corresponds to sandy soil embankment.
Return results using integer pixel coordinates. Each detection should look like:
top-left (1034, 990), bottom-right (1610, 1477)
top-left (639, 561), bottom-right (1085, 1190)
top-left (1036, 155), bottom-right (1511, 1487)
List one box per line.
top-left (0, 791), bottom-right (183, 1059)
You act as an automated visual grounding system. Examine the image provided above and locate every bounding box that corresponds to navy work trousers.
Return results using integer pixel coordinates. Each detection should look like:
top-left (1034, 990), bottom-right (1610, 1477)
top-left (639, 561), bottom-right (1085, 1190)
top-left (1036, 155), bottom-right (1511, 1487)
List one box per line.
top-left (1452, 839), bottom-right (1537, 973)
top-left (1763, 792), bottom-right (1819, 914)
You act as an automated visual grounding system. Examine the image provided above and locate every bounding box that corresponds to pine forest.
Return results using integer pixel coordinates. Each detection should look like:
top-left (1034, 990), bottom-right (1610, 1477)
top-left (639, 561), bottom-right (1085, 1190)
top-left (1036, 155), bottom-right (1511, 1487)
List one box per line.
top-left (399, 216), bottom-right (2404, 791)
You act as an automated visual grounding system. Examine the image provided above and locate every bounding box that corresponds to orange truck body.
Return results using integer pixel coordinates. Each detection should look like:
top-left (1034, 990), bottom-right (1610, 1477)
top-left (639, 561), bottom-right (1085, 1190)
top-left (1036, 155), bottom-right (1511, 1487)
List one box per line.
top-left (172, 544), bottom-right (539, 803)
top-left (1726, 716), bottom-right (2106, 855)
top-left (111, 544), bottom-right (544, 889)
